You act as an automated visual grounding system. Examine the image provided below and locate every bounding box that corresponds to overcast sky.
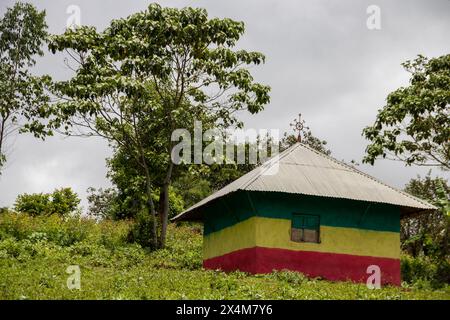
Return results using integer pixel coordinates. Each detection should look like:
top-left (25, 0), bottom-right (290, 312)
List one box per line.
top-left (0, 0), bottom-right (449, 210)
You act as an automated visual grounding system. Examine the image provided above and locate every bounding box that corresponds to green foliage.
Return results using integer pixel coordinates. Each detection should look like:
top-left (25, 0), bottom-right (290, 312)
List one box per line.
top-left (86, 187), bottom-right (120, 220)
top-left (149, 222), bottom-right (203, 270)
top-left (88, 178), bottom-right (185, 220)
top-left (48, 4), bottom-right (270, 126)
top-left (172, 173), bottom-right (212, 208)
top-left (400, 173), bottom-right (449, 290)
top-left (402, 173), bottom-right (449, 259)
top-left (0, 213), bottom-right (448, 299)
top-left (14, 188), bottom-right (80, 217)
top-left (0, 2), bottom-right (52, 173)
top-left (363, 54), bottom-right (450, 168)
top-left (159, 187), bottom-right (185, 220)
top-left (0, 211), bottom-right (130, 247)
top-left (405, 173), bottom-right (450, 210)
top-left (49, 188), bottom-right (81, 216)
top-left (401, 254), bottom-right (450, 289)
top-left (127, 212), bottom-right (157, 250)
top-left (14, 193), bottom-right (51, 217)
top-left (268, 270), bottom-right (309, 285)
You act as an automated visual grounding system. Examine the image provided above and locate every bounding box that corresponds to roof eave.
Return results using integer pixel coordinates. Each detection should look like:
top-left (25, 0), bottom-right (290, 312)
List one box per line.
top-left (172, 190), bottom-right (437, 222)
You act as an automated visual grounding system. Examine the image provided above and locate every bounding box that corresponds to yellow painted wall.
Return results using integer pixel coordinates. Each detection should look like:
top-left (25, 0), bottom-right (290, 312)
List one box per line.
top-left (204, 216), bottom-right (400, 260)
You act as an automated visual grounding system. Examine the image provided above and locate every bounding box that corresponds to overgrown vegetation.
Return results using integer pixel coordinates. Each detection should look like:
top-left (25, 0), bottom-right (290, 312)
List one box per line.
top-left (400, 173), bottom-right (450, 289)
top-left (401, 255), bottom-right (450, 289)
top-left (0, 212), bottom-right (448, 300)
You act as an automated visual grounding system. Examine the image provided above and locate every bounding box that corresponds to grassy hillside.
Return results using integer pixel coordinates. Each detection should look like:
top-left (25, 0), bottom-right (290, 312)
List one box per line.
top-left (0, 212), bottom-right (448, 300)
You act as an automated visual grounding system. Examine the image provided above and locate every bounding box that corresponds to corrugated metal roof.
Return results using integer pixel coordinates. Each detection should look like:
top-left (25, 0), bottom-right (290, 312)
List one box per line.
top-left (173, 143), bottom-right (436, 221)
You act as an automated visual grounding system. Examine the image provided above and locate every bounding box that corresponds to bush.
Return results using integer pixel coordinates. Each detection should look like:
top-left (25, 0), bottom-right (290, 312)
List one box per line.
top-left (14, 188), bottom-right (80, 217)
top-left (14, 193), bottom-right (51, 216)
top-left (0, 212), bottom-right (130, 247)
top-left (127, 212), bottom-right (157, 250)
top-left (96, 219), bottom-right (131, 249)
top-left (434, 259), bottom-right (450, 284)
top-left (401, 254), bottom-right (450, 289)
top-left (49, 188), bottom-right (81, 217)
top-left (153, 222), bottom-right (202, 269)
top-left (86, 187), bottom-right (120, 220)
top-left (269, 270), bottom-right (309, 285)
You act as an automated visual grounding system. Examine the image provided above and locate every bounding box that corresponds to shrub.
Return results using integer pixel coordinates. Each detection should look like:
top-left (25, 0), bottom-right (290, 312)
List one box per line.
top-left (149, 223), bottom-right (202, 269)
top-left (401, 254), bottom-right (450, 289)
top-left (86, 187), bottom-right (120, 220)
top-left (113, 244), bottom-right (146, 268)
top-left (14, 193), bottom-right (51, 216)
top-left (127, 212), bottom-right (157, 250)
top-left (434, 258), bottom-right (450, 284)
top-left (0, 212), bottom-right (130, 248)
top-left (14, 188), bottom-right (80, 217)
top-left (269, 270), bottom-right (308, 285)
top-left (96, 219), bottom-right (131, 249)
top-left (27, 232), bottom-right (48, 243)
top-left (50, 188), bottom-right (81, 217)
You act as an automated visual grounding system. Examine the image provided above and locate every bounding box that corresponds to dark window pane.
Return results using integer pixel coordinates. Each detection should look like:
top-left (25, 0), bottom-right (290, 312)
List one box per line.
top-left (303, 229), bottom-right (319, 243)
top-left (305, 216), bottom-right (319, 228)
top-left (291, 227), bottom-right (303, 242)
top-left (292, 215), bottom-right (304, 229)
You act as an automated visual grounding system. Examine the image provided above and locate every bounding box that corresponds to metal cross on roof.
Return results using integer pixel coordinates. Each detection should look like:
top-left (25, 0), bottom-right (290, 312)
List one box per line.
top-left (290, 113), bottom-right (308, 142)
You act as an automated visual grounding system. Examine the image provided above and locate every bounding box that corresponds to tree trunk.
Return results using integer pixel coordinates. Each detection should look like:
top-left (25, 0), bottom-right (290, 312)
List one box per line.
top-left (158, 161), bottom-right (173, 248)
top-left (0, 116), bottom-right (8, 170)
top-left (143, 163), bottom-right (158, 249)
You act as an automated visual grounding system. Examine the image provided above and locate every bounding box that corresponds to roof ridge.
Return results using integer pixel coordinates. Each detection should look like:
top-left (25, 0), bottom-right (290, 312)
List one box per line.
top-left (298, 143), bottom-right (436, 209)
top-left (239, 143), bottom-right (301, 190)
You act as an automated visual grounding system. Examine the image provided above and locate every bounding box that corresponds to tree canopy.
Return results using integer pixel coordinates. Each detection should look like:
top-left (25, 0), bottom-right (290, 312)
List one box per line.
top-left (0, 2), bottom-right (51, 173)
top-left (363, 54), bottom-right (450, 169)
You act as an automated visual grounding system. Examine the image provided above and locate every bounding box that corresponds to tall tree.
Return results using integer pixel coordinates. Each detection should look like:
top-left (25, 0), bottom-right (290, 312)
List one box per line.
top-left (363, 54), bottom-right (450, 169)
top-left (48, 4), bottom-right (270, 248)
top-left (0, 2), bottom-right (51, 173)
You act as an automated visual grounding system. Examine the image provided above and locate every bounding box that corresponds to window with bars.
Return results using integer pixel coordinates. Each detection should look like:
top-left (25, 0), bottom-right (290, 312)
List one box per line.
top-left (291, 214), bottom-right (320, 243)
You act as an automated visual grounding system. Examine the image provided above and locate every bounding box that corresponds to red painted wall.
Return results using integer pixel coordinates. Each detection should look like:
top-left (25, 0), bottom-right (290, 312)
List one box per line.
top-left (204, 246), bottom-right (401, 286)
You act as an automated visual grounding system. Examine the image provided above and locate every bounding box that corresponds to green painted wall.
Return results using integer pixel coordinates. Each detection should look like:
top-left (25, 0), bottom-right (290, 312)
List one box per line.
top-left (203, 191), bottom-right (400, 235)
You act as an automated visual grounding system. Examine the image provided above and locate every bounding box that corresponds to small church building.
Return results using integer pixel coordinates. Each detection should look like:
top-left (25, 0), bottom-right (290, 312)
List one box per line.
top-left (173, 143), bottom-right (435, 285)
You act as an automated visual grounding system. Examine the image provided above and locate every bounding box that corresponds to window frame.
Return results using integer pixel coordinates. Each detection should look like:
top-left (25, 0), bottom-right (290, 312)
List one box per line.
top-left (290, 213), bottom-right (321, 244)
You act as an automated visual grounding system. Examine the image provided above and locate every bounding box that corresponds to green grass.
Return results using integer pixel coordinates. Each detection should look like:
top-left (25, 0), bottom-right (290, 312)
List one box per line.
top-left (0, 213), bottom-right (449, 300)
